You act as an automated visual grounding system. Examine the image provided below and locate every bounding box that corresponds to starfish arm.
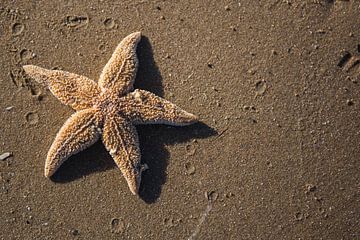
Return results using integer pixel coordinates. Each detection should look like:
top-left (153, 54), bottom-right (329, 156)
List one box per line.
top-left (23, 65), bottom-right (101, 111)
top-left (124, 89), bottom-right (198, 126)
top-left (98, 32), bottom-right (141, 96)
top-left (102, 115), bottom-right (142, 195)
top-left (45, 108), bottom-right (100, 177)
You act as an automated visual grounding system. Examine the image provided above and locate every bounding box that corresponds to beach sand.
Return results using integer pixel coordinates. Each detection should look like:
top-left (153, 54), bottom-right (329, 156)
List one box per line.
top-left (0, 1), bottom-right (359, 239)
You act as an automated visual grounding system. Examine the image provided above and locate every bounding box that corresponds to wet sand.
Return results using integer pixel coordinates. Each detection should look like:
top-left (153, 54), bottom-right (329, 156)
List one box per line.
top-left (1, 1), bottom-right (359, 239)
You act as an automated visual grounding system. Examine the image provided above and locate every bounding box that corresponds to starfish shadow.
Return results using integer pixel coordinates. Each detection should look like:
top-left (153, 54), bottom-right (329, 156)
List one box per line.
top-left (137, 122), bottom-right (216, 203)
top-left (135, 36), bottom-right (164, 97)
top-left (50, 141), bottom-right (115, 182)
top-left (50, 36), bottom-right (217, 203)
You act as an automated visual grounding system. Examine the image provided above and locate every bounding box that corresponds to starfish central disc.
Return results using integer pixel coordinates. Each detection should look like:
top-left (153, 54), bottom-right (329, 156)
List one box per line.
top-left (94, 93), bottom-right (124, 119)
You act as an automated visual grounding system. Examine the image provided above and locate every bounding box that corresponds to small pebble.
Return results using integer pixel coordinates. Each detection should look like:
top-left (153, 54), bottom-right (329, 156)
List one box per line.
top-left (225, 192), bottom-right (235, 198)
top-left (0, 152), bottom-right (12, 161)
top-left (247, 68), bottom-right (256, 75)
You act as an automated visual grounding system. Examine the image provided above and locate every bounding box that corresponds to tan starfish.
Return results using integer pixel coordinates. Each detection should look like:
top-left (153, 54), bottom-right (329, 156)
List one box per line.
top-left (23, 32), bottom-right (198, 195)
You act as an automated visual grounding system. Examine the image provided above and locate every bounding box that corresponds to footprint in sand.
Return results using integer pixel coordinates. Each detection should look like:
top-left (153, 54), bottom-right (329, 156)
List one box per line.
top-left (110, 218), bottom-right (125, 234)
top-left (338, 45), bottom-right (360, 83)
top-left (64, 15), bottom-right (89, 28)
top-left (20, 49), bottom-right (35, 62)
top-left (103, 18), bottom-right (117, 30)
top-left (255, 79), bottom-right (268, 96)
top-left (11, 22), bottom-right (25, 36)
top-left (25, 112), bottom-right (39, 125)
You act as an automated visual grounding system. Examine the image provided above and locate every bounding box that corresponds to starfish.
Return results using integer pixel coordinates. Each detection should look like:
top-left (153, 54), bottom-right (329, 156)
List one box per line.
top-left (23, 32), bottom-right (198, 195)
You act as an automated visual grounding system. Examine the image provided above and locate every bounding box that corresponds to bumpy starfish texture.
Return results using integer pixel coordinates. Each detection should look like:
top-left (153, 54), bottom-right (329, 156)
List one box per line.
top-left (23, 32), bottom-right (198, 195)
